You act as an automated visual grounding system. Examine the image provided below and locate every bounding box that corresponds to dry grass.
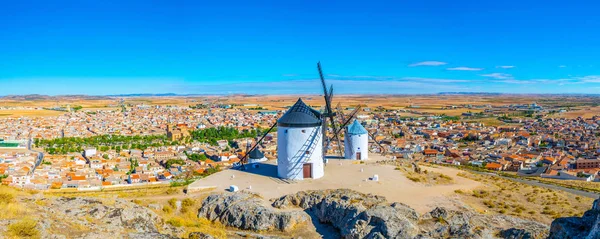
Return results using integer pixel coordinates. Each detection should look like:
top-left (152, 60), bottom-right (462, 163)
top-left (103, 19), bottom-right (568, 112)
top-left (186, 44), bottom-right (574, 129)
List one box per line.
top-left (395, 162), bottom-right (454, 185)
top-left (44, 184), bottom-right (181, 198)
top-left (455, 172), bottom-right (593, 224)
top-left (6, 218), bottom-right (40, 239)
top-left (409, 108), bottom-right (484, 116)
top-left (0, 186), bottom-right (32, 220)
top-left (0, 109), bottom-right (65, 118)
top-left (536, 178), bottom-right (600, 193)
top-left (155, 196), bottom-right (227, 238)
top-left (463, 117), bottom-right (506, 126)
top-left (552, 106), bottom-right (600, 119)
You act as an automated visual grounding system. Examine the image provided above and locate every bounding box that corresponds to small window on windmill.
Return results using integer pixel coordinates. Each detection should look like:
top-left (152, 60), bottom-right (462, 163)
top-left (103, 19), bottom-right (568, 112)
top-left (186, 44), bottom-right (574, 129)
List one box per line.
top-left (302, 130), bottom-right (306, 133)
top-left (305, 150), bottom-right (310, 155)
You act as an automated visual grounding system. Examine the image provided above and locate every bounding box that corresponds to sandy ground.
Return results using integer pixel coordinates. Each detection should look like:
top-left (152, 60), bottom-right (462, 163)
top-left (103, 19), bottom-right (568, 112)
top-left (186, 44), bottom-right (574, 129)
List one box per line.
top-left (0, 109), bottom-right (65, 118)
top-left (188, 154), bottom-right (481, 214)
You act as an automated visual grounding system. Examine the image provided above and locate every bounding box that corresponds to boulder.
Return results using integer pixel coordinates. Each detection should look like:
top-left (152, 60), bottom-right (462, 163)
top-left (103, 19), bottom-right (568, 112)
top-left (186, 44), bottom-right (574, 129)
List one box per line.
top-left (198, 191), bottom-right (311, 232)
top-left (31, 197), bottom-right (181, 238)
top-left (499, 228), bottom-right (535, 239)
top-left (271, 189), bottom-right (419, 239)
top-left (548, 198), bottom-right (600, 239)
top-left (188, 232), bottom-right (216, 239)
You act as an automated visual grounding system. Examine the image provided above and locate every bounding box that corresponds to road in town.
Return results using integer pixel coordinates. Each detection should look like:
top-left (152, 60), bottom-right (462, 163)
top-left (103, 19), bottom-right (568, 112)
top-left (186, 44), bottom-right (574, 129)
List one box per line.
top-left (28, 138), bottom-right (44, 174)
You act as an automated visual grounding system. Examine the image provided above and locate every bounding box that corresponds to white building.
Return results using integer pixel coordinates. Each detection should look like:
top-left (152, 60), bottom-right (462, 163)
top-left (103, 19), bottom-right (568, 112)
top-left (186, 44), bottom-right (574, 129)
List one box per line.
top-left (277, 99), bottom-right (324, 180)
top-left (344, 119), bottom-right (369, 160)
top-left (84, 148), bottom-right (97, 157)
top-left (247, 148), bottom-right (268, 164)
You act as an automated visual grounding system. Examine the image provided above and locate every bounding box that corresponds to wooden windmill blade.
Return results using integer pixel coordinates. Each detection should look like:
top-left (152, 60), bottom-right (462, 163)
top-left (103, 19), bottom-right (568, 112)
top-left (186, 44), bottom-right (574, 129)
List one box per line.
top-left (367, 129), bottom-right (387, 154)
top-left (317, 62), bottom-right (343, 157)
top-left (336, 102), bottom-right (346, 124)
top-left (335, 105), bottom-right (363, 135)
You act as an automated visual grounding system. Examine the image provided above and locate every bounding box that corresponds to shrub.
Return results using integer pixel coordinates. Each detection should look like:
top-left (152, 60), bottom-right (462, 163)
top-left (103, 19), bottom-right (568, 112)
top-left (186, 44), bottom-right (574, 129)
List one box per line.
top-left (407, 175), bottom-right (421, 182)
top-left (7, 219), bottom-right (40, 238)
top-left (0, 192), bottom-right (15, 204)
top-left (514, 207), bottom-right (523, 214)
top-left (181, 198), bottom-right (194, 208)
top-left (168, 198), bottom-right (177, 208)
top-left (166, 218), bottom-right (184, 227)
top-left (162, 206), bottom-right (173, 214)
top-left (438, 174), bottom-right (453, 181)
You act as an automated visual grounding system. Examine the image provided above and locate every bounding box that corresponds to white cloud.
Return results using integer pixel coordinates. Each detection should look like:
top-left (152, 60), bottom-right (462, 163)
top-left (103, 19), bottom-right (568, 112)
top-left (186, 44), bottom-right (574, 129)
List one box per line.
top-left (575, 76), bottom-right (600, 83)
top-left (447, 67), bottom-right (483, 71)
top-left (481, 73), bottom-right (513, 80)
top-left (496, 66), bottom-right (515, 69)
top-left (559, 65), bottom-right (567, 68)
top-left (401, 77), bottom-right (470, 83)
top-left (409, 61), bottom-right (447, 67)
top-left (495, 79), bottom-right (534, 84)
top-left (494, 77), bottom-right (584, 85)
top-left (323, 74), bottom-right (471, 83)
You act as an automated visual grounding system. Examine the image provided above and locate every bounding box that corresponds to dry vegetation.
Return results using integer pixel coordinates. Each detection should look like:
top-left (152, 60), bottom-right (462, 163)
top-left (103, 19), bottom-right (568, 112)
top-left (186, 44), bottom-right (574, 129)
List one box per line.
top-left (553, 106), bottom-right (600, 119)
top-left (0, 183), bottom-right (228, 238)
top-left (394, 161), bottom-right (454, 185)
top-left (0, 94), bottom-right (553, 118)
top-left (135, 196), bottom-right (228, 238)
top-left (0, 109), bottom-right (65, 118)
top-left (0, 186), bottom-right (40, 238)
top-left (535, 177), bottom-right (600, 193)
top-left (454, 171), bottom-right (593, 224)
top-left (43, 183), bottom-right (183, 198)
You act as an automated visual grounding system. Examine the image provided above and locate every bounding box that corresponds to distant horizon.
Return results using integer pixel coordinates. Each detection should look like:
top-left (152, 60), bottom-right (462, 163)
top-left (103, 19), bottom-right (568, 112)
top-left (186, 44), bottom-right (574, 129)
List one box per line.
top-left (4, 92), bottom-right (600, 98)
top-left (2, 1), bottom-right (600, 95)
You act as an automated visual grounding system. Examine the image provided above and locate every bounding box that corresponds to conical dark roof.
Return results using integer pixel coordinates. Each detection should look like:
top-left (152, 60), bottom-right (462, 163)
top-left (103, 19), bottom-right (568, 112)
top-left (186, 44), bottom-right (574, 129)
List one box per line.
top-left (277, 98), bottom-right (322, 127)
top-left (249, 148), bottom-right (265, 159)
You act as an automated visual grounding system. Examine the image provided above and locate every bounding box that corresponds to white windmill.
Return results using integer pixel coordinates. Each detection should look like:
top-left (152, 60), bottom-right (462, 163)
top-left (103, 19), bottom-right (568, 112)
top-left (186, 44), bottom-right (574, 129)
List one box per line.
top-left (344, 119), bottom-right (369, 160)
top-left (276, 99), bottom-right (324, 179)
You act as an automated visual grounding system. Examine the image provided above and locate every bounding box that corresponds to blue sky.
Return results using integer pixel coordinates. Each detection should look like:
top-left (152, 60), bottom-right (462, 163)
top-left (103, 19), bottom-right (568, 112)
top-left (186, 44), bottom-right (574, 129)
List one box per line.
top-left (1, 0), bottom-right (600, 95)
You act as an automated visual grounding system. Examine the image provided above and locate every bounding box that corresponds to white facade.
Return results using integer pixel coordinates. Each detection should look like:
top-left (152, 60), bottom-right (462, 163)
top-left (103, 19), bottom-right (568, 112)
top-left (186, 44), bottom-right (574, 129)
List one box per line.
top-left (84, 148), bottom-right (97, 157)
top-left (344, 133), bottom-right (369, 160)
top-left (277, 126), bottom-right (324, 180)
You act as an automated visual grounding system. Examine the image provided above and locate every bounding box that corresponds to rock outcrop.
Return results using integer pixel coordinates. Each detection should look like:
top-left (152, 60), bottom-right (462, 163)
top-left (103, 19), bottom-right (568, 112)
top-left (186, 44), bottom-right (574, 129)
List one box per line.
top-left (34, 197), bottom-right (180, 238)
top-left (197, 191), bottom-right (311, 232)
top-left (199, 189), bottom-right (548, 239)
top-left (271, 189), bottom-right (419, 238)
top-left (548, 198), bottom-right (600, 239)
top-left (418, 207), bottom-right (548, 239)
top-left (188, 232), bottom-right (216, 239)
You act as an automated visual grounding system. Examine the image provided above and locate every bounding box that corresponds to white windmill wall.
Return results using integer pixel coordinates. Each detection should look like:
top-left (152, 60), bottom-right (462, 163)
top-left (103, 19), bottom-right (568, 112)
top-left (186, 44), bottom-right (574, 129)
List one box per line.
top-left (344, 133), bottom-right (369, 160)
top-left (277, 126), bottom-right (324, 180)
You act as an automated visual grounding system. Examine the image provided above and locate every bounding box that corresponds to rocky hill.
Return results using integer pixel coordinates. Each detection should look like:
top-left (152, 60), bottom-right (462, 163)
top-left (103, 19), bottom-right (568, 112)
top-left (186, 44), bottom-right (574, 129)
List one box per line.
top-left (0, 196), bottom-right (181, 238)
top-left (198, 189), bottom-right (551, 239)
top-left (2, 187), bottom-right (599, 238)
